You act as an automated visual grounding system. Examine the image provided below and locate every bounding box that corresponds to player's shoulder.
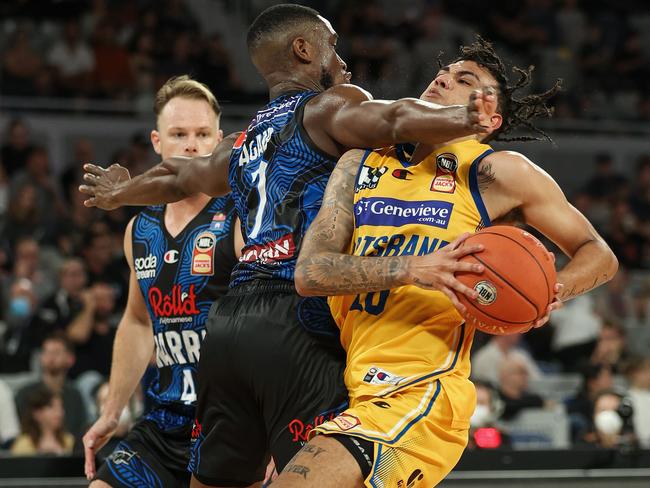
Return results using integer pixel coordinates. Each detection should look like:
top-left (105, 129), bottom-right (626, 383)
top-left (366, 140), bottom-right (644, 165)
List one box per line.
top-left (482, 150), bottom-right (537, 177)
top-left (308, 84), bottom-right (373, 111)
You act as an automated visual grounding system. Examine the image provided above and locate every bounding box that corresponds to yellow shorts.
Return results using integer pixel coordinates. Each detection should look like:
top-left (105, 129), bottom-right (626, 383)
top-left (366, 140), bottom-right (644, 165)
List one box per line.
top-left (312, 377), bottom-right (475, 487)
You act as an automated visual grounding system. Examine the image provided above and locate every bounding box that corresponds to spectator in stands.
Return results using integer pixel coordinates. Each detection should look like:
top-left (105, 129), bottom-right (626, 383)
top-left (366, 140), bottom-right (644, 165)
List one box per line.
top-left (199, 34), bottom-right (241, 97)
top-left (80, 228), bottom-right (128, 304)
top-left (467, 381), bottom-right (511, 450)
top-left (581, 389), bottom-right (638, 450)
top-left (47, 18), bottom-right (94, 97)
top-left (584, 153), bottom-right (627, 201)
top-left (566, 362), bottom-right (614, 443)
top-left (1, 119), bottom-right (34, 178)
top-left (28, 258), bottom-right (87, 349)
top-left (0, 164), bottom-right (9, 226)
top-left (61, 138), bottom-right (96, 205)
top-left (629, 155), bottom-right (650, 221)
top-left (0, 26), bottom-right (44, 96)
top-left (626, 357), bottom-right (650, 447)
top-left (91, 19), bottom-right (134, 98)
top-left (550, 293), bottom-right (603, 371)
top-left (1, 277), bottom-right (38, 372)
top-left (11, 386), bottom-right (74, 455)
top-left (496, 355), bottom-right (553, 421)
top-left (590, 321), bottom-right (628, 372)
top-left (67, 282), bottom-right (119, 380)
top-left (0, 378), bottom-right (20, 449)
top-left (15, 333), bottom-right (88, 440)
top-left (10, 147), bottom-right (66, 237)
top-left (472, 334), bottom-right (543, 387)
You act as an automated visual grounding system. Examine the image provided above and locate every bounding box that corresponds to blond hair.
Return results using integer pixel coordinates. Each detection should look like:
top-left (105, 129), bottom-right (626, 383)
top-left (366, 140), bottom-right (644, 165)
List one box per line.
top-left (153, 75), bottom-right (221, 118)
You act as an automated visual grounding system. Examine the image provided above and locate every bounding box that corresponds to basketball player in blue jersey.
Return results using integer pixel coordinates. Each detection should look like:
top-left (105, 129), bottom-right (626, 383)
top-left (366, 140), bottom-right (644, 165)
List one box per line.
top-left (82, 76), bottom-right (244, 488)
top-left (287, 38), bottom-right (618, 487)
top-left (79, 5), bottom-right (497, 487)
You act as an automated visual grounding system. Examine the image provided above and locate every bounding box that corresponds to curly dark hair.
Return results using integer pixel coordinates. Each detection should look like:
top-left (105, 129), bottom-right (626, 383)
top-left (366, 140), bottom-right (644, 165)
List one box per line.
top-left (449, 36), bottom-right (562, 143)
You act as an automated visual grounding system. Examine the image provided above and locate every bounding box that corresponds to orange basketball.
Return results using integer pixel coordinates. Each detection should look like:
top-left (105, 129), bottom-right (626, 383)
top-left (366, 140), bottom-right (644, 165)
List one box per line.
top-left (455, 225), bottom-right (556, 335)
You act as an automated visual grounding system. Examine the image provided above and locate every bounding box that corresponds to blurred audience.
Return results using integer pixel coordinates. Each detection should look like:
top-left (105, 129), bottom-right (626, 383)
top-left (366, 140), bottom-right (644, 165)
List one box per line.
top-left (625, 357), bottom-right (650, 447)
top-left (496, 355), bottom-right (553, 421)
top-left (580, 389), bottom-right (638, 450)
top-left (11, 386), bottom-right (74, 456)
top-left (15, 333), bottom-right (88, 439)
top-left (468, 381), bottom-right (511, 450)
top-left (0, 378), bottom-right (20, 448)
top-left (472, 334), bottom-right (543, 387)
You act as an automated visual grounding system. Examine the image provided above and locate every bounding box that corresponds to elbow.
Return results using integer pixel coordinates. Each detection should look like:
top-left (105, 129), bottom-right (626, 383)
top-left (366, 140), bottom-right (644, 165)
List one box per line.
top-left (294, 262), bottom-right (318, 297)
top-left (606, 249), bottom-right (619, 283)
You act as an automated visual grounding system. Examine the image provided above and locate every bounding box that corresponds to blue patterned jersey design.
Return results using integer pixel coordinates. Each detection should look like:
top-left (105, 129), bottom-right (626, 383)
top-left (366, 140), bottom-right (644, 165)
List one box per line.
top-left (132, 196), bottom-right (238, 431)
top-left (229, 90), bottom-right (338, 286)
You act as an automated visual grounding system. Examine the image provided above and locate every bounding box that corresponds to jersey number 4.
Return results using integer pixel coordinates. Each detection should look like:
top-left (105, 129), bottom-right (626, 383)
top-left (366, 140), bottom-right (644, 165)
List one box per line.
top-left (181, 369), bottom-right (197, 404)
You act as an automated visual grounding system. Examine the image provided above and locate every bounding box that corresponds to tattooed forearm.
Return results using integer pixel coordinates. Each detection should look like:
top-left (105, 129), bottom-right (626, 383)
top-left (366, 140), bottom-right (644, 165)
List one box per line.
top-left (559, 273), bottom-right (609, 300)
top-left (296, 149), bottom-right (410, 295)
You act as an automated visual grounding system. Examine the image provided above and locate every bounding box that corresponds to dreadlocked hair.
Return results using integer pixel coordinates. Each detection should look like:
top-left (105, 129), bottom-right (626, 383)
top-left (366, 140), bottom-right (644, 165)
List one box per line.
top-left (449, 36), bottom-right (562, 143)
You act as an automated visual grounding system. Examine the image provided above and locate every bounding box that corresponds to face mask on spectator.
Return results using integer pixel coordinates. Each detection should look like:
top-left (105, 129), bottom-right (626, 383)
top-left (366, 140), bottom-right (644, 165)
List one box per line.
top-left (470, 404), bottom-right (493, 428)
top-left (9, 296), bottom-right (31, 318)
top-left (594, 409), bottom-right (623, 435)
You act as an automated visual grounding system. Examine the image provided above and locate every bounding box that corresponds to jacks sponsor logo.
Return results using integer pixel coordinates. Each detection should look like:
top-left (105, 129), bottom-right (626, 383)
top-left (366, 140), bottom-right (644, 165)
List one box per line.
top-left (356, 165), bottom-right (387, 192)
top-left (134, 254), bottom-right (157, 279)
top-left (354, 197), bottom-right (453, 229)
top-left (331, 413), bottom-right (361, 431)
top-left (238, 127), bottom-right (273, 166)
top-left (431, 152), bottom-right (458, 194)
top-left (240, 233), bottom-right (296, 264)
top-left (363, 367), bottom-right (405, 386)
top-left (148, 284), bottom-right (200, 318)
top-left (192, 232), bottom-right (215, 276)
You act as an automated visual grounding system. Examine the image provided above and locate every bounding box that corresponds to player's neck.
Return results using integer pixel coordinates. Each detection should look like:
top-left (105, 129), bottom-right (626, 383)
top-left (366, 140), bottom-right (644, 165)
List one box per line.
top-left (165, 194), bottom-right (211, 236)
top-left (267, 74), bottom-right (323, 100)
top-left (408, 135), bottom-right (481, 165)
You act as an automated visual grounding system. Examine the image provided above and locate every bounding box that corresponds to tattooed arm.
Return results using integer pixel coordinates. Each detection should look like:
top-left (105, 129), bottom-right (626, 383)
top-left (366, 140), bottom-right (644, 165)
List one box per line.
top-left (482, 151), bottom-right (618, 301)
top-left (295, 149), bottom-right (484, 312)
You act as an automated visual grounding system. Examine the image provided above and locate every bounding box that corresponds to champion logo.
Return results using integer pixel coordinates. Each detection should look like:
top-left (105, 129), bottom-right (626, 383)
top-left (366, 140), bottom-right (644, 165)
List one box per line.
top-left (164, 250), bottom-right (179, 264)
top-left (392, 169), bottom-right (412, 180)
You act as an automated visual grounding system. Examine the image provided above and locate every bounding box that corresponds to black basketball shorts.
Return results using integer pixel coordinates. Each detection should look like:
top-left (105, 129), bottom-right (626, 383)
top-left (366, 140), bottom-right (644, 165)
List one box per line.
top-left (190, 281), bottom-right (348, 486)
top-left (95, 419), bottom-right (192, 488)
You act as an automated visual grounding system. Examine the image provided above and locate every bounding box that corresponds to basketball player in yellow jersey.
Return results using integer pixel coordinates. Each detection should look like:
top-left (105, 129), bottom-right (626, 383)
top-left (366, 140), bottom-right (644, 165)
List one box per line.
top-left (271, 37), bottom-right (619, 488)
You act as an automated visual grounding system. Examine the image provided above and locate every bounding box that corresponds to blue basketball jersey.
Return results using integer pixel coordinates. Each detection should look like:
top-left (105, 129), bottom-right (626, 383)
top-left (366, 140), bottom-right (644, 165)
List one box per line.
top-left (228, 90), bottom-right (338, 286)
top-left (132, 196), bottom-right (238, 430)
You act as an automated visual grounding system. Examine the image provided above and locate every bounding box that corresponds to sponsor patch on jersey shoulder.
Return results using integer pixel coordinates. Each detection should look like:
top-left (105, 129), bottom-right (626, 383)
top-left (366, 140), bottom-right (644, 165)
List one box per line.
top-left (210, 212), bottom-right (226, 232)
top-left (356, 165), bottom-right (387, 192)
top-left (191, 232), bottom-right (215, 275)
top-left (363, 366), bottom-right (405, 386)
top-left (331, 413), bottom-right (361, 431)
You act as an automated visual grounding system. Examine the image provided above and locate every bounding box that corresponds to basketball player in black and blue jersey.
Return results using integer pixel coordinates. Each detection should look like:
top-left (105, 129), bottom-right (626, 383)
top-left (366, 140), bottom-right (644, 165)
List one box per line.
top-left (79, 5), bottom-right (496, 487)
top-left (82, 76), bottom-right (244, 487)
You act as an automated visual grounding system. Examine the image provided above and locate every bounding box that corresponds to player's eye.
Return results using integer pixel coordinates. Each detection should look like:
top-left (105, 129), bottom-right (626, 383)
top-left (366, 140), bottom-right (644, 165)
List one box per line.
top-left (459, 79), bottom-right (471, 86)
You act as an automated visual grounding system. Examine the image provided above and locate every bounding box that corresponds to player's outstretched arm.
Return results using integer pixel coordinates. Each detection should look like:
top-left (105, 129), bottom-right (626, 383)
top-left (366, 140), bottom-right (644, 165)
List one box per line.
top-left (306, 84), bottom-right (495, 151)
top-left (79, 132), bottom-right (238, 210)
top-left (82, 218), bottom-right (154, 480)
top-left (486, 151), bottom-right (619, 302)
top-left (295, 150), bottom-right (484, 312)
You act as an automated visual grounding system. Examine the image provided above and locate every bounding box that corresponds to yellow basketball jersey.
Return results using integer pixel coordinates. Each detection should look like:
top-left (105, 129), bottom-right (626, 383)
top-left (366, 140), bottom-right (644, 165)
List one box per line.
top-left (329, 139), bottom-right (494, 400)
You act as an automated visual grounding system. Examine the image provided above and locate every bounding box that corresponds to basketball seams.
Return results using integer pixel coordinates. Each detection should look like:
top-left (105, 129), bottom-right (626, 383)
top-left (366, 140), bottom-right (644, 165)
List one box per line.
top-left (471, 231), bottom-right (552, 311)
top-left (469, 253), bottom-right (539, 323)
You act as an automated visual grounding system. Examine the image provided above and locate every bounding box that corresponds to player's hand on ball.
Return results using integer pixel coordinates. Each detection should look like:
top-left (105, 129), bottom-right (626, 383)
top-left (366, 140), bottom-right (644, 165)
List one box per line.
top-left (82, 415), bottom-right (119, 480)
top-left (467, 87), bottom-right (497, 133)
top-left (407, 232), bottom-right (484, 315)
top-left (79, 163), bottom-right (131, 210)
top-left (531, 282), bottom-right (563, 329)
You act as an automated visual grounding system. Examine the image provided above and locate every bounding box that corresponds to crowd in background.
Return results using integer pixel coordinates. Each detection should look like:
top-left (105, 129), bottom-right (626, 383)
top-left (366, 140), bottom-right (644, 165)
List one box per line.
top-left (1, 0), bottom-right (649, 119)
top-left (1, 0), bottom-right (650, 461)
